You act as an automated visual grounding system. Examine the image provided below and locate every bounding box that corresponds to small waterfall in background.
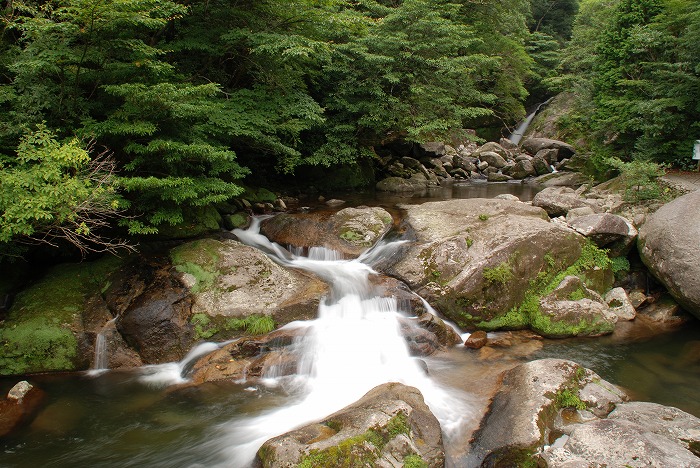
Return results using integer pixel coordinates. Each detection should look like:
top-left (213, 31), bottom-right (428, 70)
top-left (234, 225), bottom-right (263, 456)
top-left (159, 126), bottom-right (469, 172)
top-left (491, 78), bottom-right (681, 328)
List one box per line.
top-left (508, 98), bottom-right (553, 145)
top-left (198, 217), bottom-right (473, 466)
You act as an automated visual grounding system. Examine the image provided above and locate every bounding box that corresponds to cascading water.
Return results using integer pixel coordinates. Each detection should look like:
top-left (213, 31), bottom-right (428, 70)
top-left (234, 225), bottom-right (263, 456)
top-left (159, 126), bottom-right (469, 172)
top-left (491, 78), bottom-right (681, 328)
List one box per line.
top-left (508, 97), bottom-right (553, 145)
top-left (196, 217), bottom-right (473, 466)
top-left (87, 316), bottom-right (118, 376)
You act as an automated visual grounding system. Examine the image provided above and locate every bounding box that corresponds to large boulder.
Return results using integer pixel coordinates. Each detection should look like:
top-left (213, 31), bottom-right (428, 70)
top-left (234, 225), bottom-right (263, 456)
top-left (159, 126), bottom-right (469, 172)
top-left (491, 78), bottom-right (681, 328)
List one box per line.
top-left (541, 402), bottom-right (700, 467)
top-left (376, 176), bottom-right (429, 193)
top-left (257, 382), bottom-right (444, 468)
top-left (171, 238), bottom-right (328, 331)
top-left (260, 207), bottom-right (393, 258)
top-left (0, 381), bottom-right (46, 437)
top-left (388, 199), bottom-right (592, 331)
top-left (468, 359), bottom-right (627, 466)
top-left (638, 191), bottom-right (700, 318)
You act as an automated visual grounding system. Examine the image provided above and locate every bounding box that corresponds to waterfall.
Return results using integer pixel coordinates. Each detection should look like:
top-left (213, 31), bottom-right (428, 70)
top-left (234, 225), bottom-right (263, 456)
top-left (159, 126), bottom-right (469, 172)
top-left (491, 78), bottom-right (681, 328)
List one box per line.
top-left (508, 98), bottom-right (553, 145)
top-left (200, 218), bottom-right (473, 466)
top-left (87, 317), bottom-right (118, 376)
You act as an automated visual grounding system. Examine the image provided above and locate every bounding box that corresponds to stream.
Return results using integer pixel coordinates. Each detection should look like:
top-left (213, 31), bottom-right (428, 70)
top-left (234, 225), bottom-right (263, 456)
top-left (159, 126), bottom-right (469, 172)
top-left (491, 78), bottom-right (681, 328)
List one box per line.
top-left (1, 182), bottom-right (699, 467)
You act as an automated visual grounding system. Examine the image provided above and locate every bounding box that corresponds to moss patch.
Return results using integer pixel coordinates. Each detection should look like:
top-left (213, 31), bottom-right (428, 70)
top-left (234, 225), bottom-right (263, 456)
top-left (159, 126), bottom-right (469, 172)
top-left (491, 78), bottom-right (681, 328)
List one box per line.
top-left (477, 241), bottom-right (614, 336)
top-left (190, 313), bottom-right (276, 341)
top-left (170, 239), bottom-right (223, 294)
top-left (555, 388), bottom-right (587, 410)
top-left (0, 256), bottom-right (123, 375)
top-left (296, 412), bottom-right (419, 468)
top-left (483, 261), bottom-right (514, 284)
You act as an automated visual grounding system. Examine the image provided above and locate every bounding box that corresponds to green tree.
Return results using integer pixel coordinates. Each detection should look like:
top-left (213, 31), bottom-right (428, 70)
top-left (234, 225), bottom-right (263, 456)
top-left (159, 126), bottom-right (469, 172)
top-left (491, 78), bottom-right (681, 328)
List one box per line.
top-left (0, 125), bottom-right (130, 259)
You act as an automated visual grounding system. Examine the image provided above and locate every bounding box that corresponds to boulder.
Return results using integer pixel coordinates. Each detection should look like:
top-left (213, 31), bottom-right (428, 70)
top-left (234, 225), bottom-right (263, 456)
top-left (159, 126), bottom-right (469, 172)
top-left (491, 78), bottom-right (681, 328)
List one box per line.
top-left (532, 153), bottom-right (553, 175)
top-left (604, 287), bottom-right (636, 321)
top-left (399, 312), bottom-right (462, 356)
top-left (475, 142), bottom-right (510, 160)
top-left (487, 172), bottom-right (512, 182)
top-left (638, 190), bottom-right (700, 318)
top-left (510, 159), bottom-right (536, 179)
top-left (532, 186), bottom-right (598, 217)
top-left (171, 239), bottom-right (328, 333)
top-left (478, 151), bottom-right (507, 169)
top-left (521, 138), bottom-right (575, 159)
top-left (532, 171), bottom-right (589, 187)
top-left (260, 207), bottom-right (393, 258)
top-left (414, 142), bottom-right (446, 158)
top-left (388, 199), bottom-right (587, 331)
top-left (257, 382), bottom-right (444, 468)
top-left (468, 359), bottom-right (626, 466)
top-left (569, 213), bottom-right (637, 255)
top-left (376, 176), bottom-right (428, 192)
top-left (542, 403), bottom-right (700, 468)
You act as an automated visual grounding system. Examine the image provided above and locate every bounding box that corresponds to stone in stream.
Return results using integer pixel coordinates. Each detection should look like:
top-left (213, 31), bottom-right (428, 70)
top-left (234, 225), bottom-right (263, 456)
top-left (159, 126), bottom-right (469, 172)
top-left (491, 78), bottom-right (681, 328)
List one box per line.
top-left (256, 382), bottom-right (444, 468)
top-left (260, 206), bottom-right (394, 258)
top-left (464, 330), bottom-right (488, 349)
top-left (0, 381), bottom-right (46, 437)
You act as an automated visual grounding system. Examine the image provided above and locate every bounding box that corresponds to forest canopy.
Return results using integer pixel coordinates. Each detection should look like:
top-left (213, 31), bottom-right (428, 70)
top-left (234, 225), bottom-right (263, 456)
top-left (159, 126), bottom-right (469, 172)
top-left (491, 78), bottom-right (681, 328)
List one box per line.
top-left (1, 0), bottom-right (697, 259)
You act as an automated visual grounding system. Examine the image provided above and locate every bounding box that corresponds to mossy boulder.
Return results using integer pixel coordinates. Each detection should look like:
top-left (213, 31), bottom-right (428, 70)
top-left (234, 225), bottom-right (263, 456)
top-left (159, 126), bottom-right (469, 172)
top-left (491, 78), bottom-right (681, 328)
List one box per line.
top-left (389, 199), bottom-right (591, 332)
top-left (257, 382), bottom-right (444, 468)
top-left (170, 238), bottom-right (327, 337)
top-left (469, 359), bottom-right (627, 466)
top-left (0, 257), bottom-right (122, 375)
top-left (260, 207), bottom-right (393, 258)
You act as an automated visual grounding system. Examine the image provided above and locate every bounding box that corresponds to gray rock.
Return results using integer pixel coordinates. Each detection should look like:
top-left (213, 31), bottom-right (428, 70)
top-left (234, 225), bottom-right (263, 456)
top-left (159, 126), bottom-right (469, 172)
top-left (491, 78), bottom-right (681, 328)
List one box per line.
top-left (533, 186), bottom-right (598, 217)
top-left (535, 148), bottom-right (560, 165)
top-left (565, 207), bottom-right (596, 223)
top-left (477, 160), bottom-right (489, 171)
top-left (533, 153), bottom-right (554, 175)
top-left (569, 213), bottom-right (637, 255)
top-left (469, 359), bottom-right (622, 466)
top-left (604, 287), bottom-right (636, 321)
top-left (494, 194), bottom-right (520, 201)
top-left (376, 176), bottom-right (428, 192)
top-left (416, 141), bottom-right (446, 158)
top-left (638, 190), bottom-right (700, 319)
top-left (389, 199), bottom-right (587, 332)
top-left (7, 381), bottom-right (33, 401)
top-left (546, 418), bottom-right (699, 468)
top-left (175, 238), bottom-right (328, 331)
top-left (521, 138), bottom-right (575, 159)
top-left (532, 171), bottom-right (589, 187)
top-left (637, 294), bottom-right (691, 326)
top-left (478, 151), bottom-right (507, 168)
top-left (511, 159), bottom-right (536, 179)
top-left (487, 172), bottom-right (512, 182)
top-left (537, 296), bottom-right (617, 338)
top-left (257, 383), bottom-right (444, 468)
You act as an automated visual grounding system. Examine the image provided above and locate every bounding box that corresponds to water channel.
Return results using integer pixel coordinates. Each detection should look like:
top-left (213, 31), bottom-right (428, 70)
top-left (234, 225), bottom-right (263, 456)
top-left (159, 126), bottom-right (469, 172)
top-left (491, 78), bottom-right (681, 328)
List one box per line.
top-left (2, 182), bottom-right (698, 467)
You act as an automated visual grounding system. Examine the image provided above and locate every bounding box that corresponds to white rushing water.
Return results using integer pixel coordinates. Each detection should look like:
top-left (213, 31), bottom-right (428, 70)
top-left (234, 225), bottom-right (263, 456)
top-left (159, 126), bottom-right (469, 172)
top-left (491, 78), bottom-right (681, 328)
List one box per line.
top-left (194, 217), bottom-right (473, 466)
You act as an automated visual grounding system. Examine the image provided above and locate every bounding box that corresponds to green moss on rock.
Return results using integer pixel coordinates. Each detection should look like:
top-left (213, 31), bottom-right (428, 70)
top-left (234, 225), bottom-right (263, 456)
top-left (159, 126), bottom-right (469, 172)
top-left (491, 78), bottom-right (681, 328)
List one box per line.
top-left (0, 256), bottom-right (122, 375)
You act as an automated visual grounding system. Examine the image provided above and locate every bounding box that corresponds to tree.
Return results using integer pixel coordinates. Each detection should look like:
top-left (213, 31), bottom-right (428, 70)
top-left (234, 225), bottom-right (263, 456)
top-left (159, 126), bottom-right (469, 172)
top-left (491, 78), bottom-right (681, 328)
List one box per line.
top-left (0, 125), bottom-right (132, 259)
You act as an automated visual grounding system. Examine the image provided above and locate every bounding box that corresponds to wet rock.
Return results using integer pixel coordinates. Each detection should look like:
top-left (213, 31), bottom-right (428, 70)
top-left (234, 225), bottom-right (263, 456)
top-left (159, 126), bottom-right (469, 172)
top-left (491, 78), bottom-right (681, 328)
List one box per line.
top-left (117, 264), bottom-right (195, 364)
top-left (468, 359), bottom-right (625, 467)
top-left (533, 186), bottom-right (598, 217)
top-left (487, 172), bottom-right (512, 182)
top-left (604, 287), bottom-right (636, 321)
top-left (637, 294), bottom-right (691, 326)
top-left (189, 327), bottom-right (307, 384)
top-left (257, 382), bottom-right (444, 468)
top-left (399, 312), bottom-right (462, 355)
top-left (172, 238), bottom-right (327, 331)
top-left (376, 176), bottom-right (428, 192)
top-left (260, 207), bottom-right (393, 258)
top-left (389, 199), bottom-right (587, 331)
top-left (638, 190), bottom-right (700, 319)
top-left (0, 381), bottom-right (46, 437)
top-left (511, 159), bottom-right (536, 179)
top-left (465, 331), bottom-right (488, 349)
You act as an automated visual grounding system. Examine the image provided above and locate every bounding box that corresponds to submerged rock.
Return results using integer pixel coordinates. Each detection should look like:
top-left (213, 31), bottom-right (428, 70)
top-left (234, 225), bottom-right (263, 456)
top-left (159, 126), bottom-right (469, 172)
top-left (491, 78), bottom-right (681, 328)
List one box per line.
top-left (638, 190), bottom-right (700, 319)
top-left (257, 382), bottom-right (444, 468)
top-left (0, 381), bottom-right (46, 437)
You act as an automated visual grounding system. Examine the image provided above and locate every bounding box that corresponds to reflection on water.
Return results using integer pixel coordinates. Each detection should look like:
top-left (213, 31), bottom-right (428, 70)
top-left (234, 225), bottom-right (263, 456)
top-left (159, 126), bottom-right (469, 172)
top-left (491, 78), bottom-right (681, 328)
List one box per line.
top-left (531, 324), bottom-right (700, 417)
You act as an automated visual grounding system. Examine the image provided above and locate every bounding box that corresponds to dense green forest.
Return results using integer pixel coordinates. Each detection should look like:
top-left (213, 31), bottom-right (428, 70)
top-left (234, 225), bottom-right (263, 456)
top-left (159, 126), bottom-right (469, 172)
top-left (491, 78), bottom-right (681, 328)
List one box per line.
top-left (0, 0), bottom-right (698, 260)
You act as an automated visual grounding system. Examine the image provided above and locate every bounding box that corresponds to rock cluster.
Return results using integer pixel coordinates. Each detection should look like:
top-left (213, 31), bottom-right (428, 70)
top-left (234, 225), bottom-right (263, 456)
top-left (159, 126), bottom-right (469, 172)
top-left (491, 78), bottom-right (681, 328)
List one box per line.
top-left (375, 137), bottom-right (579, 191)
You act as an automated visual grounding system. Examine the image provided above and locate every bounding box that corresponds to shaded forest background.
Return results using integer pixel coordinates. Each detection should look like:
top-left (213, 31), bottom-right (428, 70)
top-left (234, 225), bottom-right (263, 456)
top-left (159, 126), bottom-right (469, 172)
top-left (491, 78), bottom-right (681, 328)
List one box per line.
top-left (0, 0), bottom-right (698, 259)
